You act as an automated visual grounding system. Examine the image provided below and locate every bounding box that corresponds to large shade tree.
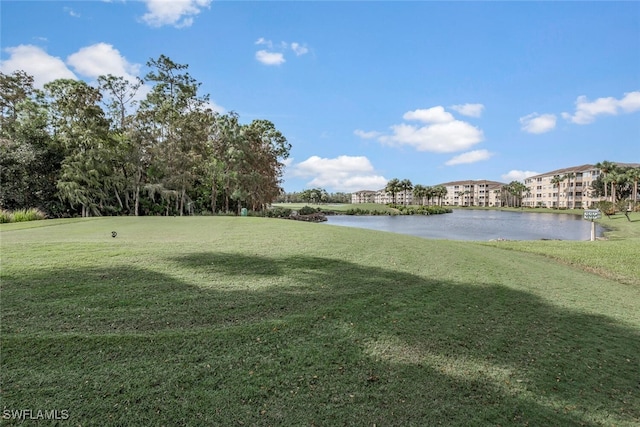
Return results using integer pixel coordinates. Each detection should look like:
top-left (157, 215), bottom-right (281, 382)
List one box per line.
top-left (137, 55), bottom-right (213, 216)
top-left (97, 74), bottom-right (144, 215)
top-left (45, 79), bottom-right (114, 217)
top-left (0, 71), bottom-right (62, 213)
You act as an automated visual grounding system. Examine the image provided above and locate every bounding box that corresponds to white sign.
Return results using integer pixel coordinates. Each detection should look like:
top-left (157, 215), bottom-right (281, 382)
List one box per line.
top-left (583, 209), bottom-right (601, 220)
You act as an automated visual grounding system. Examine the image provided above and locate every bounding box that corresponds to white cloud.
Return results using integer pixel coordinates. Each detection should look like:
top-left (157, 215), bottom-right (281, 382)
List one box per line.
top-left (0, 45), bottom-right (76, 88)
top-left (450, 103), bottom-right (484, 118)
top-left (290, 155), bottom-right (387, 192)
top-left (377, 106), bottom-right (484, 153)
top-left (141, 0), bottom-right (211, 28)
top-left (1, 43), bottom-right (151, 105)
top-left (354, 129), bottom-right (381, 139)
top-left (291, 42), bottom-right (309, 56)
top-left (519, 113), bottom-right (557, 134)
top-left (445, 149), bottom-right (493, 166)
top-left (618, 91), bottom-right (640, 112)
top-left (254, 38), bottom-right (309, 65)
top-left (255, 37), bottom-right (273, 48)
top-left (501, 170), bottom-right (540, 183)
top-left (562, 91), bottom-right (640, 124)
top-left (65, 43), bottom-right (150, 103)
top-left (403, 106), bottom-right (454, 123)
top-left (255, 50), bottom-right (285, 66)
top-left (67, 43), bottom-right (140, 81)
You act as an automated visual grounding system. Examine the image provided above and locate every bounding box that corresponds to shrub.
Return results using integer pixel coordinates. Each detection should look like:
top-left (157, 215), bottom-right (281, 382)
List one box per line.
top-left (298, 205), bottom-right (320, 216)
top-left (596, 201), bottom-right (615, 215)
top-left (1, 208), bottom-right (47, 223)
top-left (345, 208), bottom-right (370, 215)
top-left (0, 209), bottom-right (13, 223)
top-left (264, 207), bottom-right (292, 218)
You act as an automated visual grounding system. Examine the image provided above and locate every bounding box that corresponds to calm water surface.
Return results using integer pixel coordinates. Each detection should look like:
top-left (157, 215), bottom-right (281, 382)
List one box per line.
top-left (324, 210), bottom-right (604, 241)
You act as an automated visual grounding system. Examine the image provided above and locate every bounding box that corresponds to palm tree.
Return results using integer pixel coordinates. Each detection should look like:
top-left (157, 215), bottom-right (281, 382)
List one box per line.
top-left (385, 178), bottom-right (401, 205)
top-left (595, 160), bottom-right (616, 201)
top-left (412, 184), bottom-right (427, 205)
top-left (606, 169), bottom-right (623, 204)
top-left (500, 184), bottom-right (513, 207)
top-left (399, 179), bottom-right (413, 206)
top-left (508, 181), bottom-right (529, 208)
top-left (626, 166), bottom-right (640, 210)
top-left (550, 175), bottom-right (565, 209)
top-left (563, 172), bottom-right (575, 209)
top-left (433, 185), bottom-right (447, 206)
top-left (425, 186), bottom-right (435, 206)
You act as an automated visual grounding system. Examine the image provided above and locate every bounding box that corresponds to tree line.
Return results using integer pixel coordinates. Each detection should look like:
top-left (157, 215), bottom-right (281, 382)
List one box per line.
top-left (276, 188), bottom-right (351, 204)
top-left (0, 55), bottom-right (291, 217)
top-left (591, 161), bottom-right (639, 208)
top-left (384, 178), bottom-right (448, 206)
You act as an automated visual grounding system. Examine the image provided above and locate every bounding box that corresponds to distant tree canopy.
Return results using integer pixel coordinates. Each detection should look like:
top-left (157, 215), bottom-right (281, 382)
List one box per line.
top-left (0, 56), bottom-right (290, 217)
top-left (591, 161), bottom-right (639, 205)
top-left (276, 189), bottom-right (351, 204)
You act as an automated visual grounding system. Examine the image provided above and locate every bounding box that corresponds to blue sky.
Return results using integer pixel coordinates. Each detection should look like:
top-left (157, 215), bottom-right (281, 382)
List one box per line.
top-left (2, 1), bottom-right (639, 193)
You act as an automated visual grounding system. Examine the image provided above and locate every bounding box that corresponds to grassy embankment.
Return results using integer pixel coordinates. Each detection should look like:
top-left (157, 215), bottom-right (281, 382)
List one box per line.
top-left (1, 213), bottom-right (639, 426)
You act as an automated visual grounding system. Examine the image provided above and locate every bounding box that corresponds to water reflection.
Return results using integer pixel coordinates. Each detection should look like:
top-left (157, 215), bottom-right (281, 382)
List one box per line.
top-left (324, 210), bottom-right (604, 241)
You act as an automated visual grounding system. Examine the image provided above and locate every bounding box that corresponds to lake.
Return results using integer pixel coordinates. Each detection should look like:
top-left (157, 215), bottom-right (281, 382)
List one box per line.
top-left (324, 209), bottom-right (605, 241)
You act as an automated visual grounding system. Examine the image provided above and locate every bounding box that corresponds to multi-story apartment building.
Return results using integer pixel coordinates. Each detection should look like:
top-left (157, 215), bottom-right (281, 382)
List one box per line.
top-left (350, 189), bottom-right (414, 205)
top-left (351, 180), bottom-right (504, 206)
top-left (522, 163), bottom-right (639, 208)
top-left (350, 190), bottom-right (376, 204)
top-left (351, 162), bottom-right (638, 208)
top-left (522, 164), bottom-right (599, 209)
top-left (438, 180), bottom-right (506, 207)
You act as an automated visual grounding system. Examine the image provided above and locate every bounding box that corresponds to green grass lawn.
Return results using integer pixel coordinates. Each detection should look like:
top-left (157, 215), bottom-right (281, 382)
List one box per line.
top-left (1, 216), bottom-right (639, 426)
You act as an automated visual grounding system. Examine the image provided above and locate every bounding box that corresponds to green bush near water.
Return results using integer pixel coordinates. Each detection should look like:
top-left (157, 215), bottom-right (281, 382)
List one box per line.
top-left (394, 205), bottom-right (453, 215)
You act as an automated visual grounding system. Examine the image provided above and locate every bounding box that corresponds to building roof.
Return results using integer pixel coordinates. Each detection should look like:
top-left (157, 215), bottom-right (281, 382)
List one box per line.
top-left (525, 164), bottom-right (596, 179)
top-left (437, 179), bottom-right (506, 187)
top-left (525, 162), bottom-right (640, 180)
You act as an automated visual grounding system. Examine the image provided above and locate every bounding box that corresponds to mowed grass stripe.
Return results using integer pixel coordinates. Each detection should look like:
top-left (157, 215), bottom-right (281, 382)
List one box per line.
top-left (1, 217), bottom-right (639, 426)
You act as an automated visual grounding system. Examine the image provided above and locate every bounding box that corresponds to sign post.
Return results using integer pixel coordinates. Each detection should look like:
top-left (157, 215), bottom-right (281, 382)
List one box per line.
top-left (583, 209), bottom-right (601, 241)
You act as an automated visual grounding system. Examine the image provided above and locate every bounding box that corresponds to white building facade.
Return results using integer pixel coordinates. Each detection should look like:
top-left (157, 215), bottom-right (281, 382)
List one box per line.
top-left (522, 164), bottom-right (600, 209)
top-left (438, 180), bottom-right (505, 207)
top-left (350, 162), bottom-right (638, 208)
